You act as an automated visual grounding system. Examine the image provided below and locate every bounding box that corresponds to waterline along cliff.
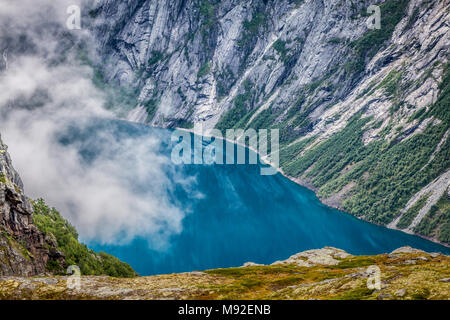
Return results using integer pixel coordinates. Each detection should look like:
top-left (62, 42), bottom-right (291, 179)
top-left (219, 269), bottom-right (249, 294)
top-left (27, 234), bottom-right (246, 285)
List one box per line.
top-left (0, 135), bottom-right (63, 276)
top-left (0, 0), bottom-right (449, 302)
top-left (0, 133), bottom-right (449, 299)
top-left (88, 0), bottom-right (450, 245)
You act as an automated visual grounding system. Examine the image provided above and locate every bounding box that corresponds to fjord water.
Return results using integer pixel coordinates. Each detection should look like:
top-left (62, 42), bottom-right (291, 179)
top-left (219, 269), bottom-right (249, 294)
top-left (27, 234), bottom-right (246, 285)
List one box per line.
top-left (63, 119), bottom-right (450, 276)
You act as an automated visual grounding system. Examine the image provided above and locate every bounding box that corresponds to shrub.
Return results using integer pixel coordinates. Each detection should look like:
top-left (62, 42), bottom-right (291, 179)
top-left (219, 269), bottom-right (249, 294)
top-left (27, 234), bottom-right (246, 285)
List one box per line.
top-left (216, 80), bottom-right (254, 131)
top-left (32, 199), bottom-right (137, 277)
top-left (348, 0), bottom-right (409, 74)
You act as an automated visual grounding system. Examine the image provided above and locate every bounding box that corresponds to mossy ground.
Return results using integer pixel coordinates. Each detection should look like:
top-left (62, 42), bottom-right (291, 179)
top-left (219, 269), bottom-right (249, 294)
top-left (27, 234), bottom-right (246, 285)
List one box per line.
top-left (1, 250), bottom-right (448, 300)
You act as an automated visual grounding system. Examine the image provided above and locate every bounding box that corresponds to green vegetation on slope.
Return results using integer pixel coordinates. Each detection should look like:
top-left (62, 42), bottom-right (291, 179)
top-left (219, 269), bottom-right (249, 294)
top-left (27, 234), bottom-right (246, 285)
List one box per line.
top-left (283, 114), bottom-right (372, 180)
top-left (428, 63), bottom-right (450, 125)
top-left (197, 61), bottom-right (211, 79)
top-left (79, 50), bottom-right (140, 118)
top-left (32, 199), bottom-right (137, 277)
top-left (415, 193), bottom-right (450, 243)
top-left (142, 97), bottom-right (159, 122)
top-left (348, 0), bottom-right (410, 74)
top-left (344, 120), bottom-right (448, 225)
top-left (397, 193), bottom-right (431, 229)
top-left (272, 39), bottom-right (290, 62)
top-left (247, 106), bottom-right (283, 132)
top-left (280, 63), bottom-right (450, 235)
top-left (198, 0), bottom-right (218, 42)
top-left (213, 0), bottom-right (410, 142)
top-left (279, 137), bottom-right (317, 168)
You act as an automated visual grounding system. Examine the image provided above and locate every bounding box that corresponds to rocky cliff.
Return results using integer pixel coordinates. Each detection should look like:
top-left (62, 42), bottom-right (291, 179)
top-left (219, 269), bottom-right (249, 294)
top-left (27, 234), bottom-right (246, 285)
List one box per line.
top-left (0, 135), bottom-right (136, 277)
top-left (88, 0), bottom-right (450, 244)
top-left (0, 135), bottom-right (63, 276)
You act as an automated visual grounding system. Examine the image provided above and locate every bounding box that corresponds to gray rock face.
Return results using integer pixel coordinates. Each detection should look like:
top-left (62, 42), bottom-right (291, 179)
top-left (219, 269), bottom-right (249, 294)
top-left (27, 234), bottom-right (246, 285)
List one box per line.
top-left (88, 0), bottom-right (450, 244)
top-left (0, 135), bottom-right (63, 276)
top-left (390, 246), bottom-right (426, 255)
top-left (89, 0), bottom-right (447, 130)
top-left (90, 0), bottom-right (376, 127)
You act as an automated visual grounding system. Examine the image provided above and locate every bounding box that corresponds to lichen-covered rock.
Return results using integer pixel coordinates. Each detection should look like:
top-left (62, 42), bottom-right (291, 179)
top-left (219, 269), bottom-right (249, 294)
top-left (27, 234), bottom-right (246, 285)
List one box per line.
top-left (272, 247), bottom-right (352, 267)
top-left (242, 262), bottom-right (263, 267)
top-left (0, 247), bottom-right (448, 300)
top-left (395, 288), bottom-right (406, 297)
top-left (0, 135), bottom-right (64, 276)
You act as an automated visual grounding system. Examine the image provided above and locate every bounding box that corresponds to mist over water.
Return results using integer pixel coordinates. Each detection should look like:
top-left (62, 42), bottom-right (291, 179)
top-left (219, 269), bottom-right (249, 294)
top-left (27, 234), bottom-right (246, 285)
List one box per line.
top-left (1, 0), bottom-right (448, 278)
top-left (62, 118), bottom-right (450, 276)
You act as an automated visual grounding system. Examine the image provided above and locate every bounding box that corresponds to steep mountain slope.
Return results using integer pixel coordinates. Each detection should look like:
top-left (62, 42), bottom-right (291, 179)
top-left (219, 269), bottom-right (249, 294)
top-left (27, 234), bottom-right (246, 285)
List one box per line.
top-left (0, 135), bottom-right (63, 276)
top-left (89, 0), bottom-right (450, 244)
top-left (1, 247), bottom-right (449, 300)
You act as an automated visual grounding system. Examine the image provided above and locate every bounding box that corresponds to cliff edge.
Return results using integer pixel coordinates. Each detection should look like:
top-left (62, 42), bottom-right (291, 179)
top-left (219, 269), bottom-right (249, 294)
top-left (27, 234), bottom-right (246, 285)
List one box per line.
top-left (0, 135), bottom-right (64, 276)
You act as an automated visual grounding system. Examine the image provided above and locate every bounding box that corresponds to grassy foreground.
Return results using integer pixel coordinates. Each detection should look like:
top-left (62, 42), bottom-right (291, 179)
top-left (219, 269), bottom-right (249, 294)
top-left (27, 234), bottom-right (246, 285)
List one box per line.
top-left (0, 247), bottom-right (448, 300)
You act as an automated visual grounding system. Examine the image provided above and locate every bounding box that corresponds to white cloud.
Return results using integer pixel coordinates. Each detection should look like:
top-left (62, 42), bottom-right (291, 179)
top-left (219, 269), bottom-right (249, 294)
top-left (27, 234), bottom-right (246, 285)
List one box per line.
top-left (0, 0), bottom-right (194, 248)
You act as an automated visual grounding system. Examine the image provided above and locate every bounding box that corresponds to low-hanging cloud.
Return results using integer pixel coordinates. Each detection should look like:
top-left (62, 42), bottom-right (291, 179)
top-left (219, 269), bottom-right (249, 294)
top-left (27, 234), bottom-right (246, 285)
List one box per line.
top-left (0, 0), bottom-right (194, 248)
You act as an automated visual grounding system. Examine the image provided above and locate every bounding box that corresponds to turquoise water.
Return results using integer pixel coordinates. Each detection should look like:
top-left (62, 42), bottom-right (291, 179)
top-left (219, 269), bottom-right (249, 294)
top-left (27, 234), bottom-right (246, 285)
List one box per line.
top-left (60, 119), bottom-right (450, 276)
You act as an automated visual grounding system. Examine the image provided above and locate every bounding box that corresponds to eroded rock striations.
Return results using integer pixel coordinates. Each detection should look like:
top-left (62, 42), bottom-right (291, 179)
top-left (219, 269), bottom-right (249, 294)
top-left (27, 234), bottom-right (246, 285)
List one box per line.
top-left (0, 135), bottom-right (63, 276)
top-left (88, 0), bottom-right (450, 244)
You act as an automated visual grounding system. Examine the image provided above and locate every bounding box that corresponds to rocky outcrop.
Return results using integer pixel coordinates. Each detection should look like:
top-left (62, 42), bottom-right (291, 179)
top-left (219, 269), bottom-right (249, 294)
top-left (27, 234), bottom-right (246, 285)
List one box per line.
top-left (270, 247), bottom-right (352, 267)
top-left (89, 0), bottom-right (446, 130)
top-left (0, 135), bottom-right (63, 276)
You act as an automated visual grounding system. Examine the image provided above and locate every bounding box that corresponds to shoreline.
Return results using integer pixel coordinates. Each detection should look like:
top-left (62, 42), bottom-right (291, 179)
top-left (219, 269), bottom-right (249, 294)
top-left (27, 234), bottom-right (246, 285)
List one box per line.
top-left (172, 125), bottom-right (450, 249)
top-left (125, 121), bottom-right (450, 249)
